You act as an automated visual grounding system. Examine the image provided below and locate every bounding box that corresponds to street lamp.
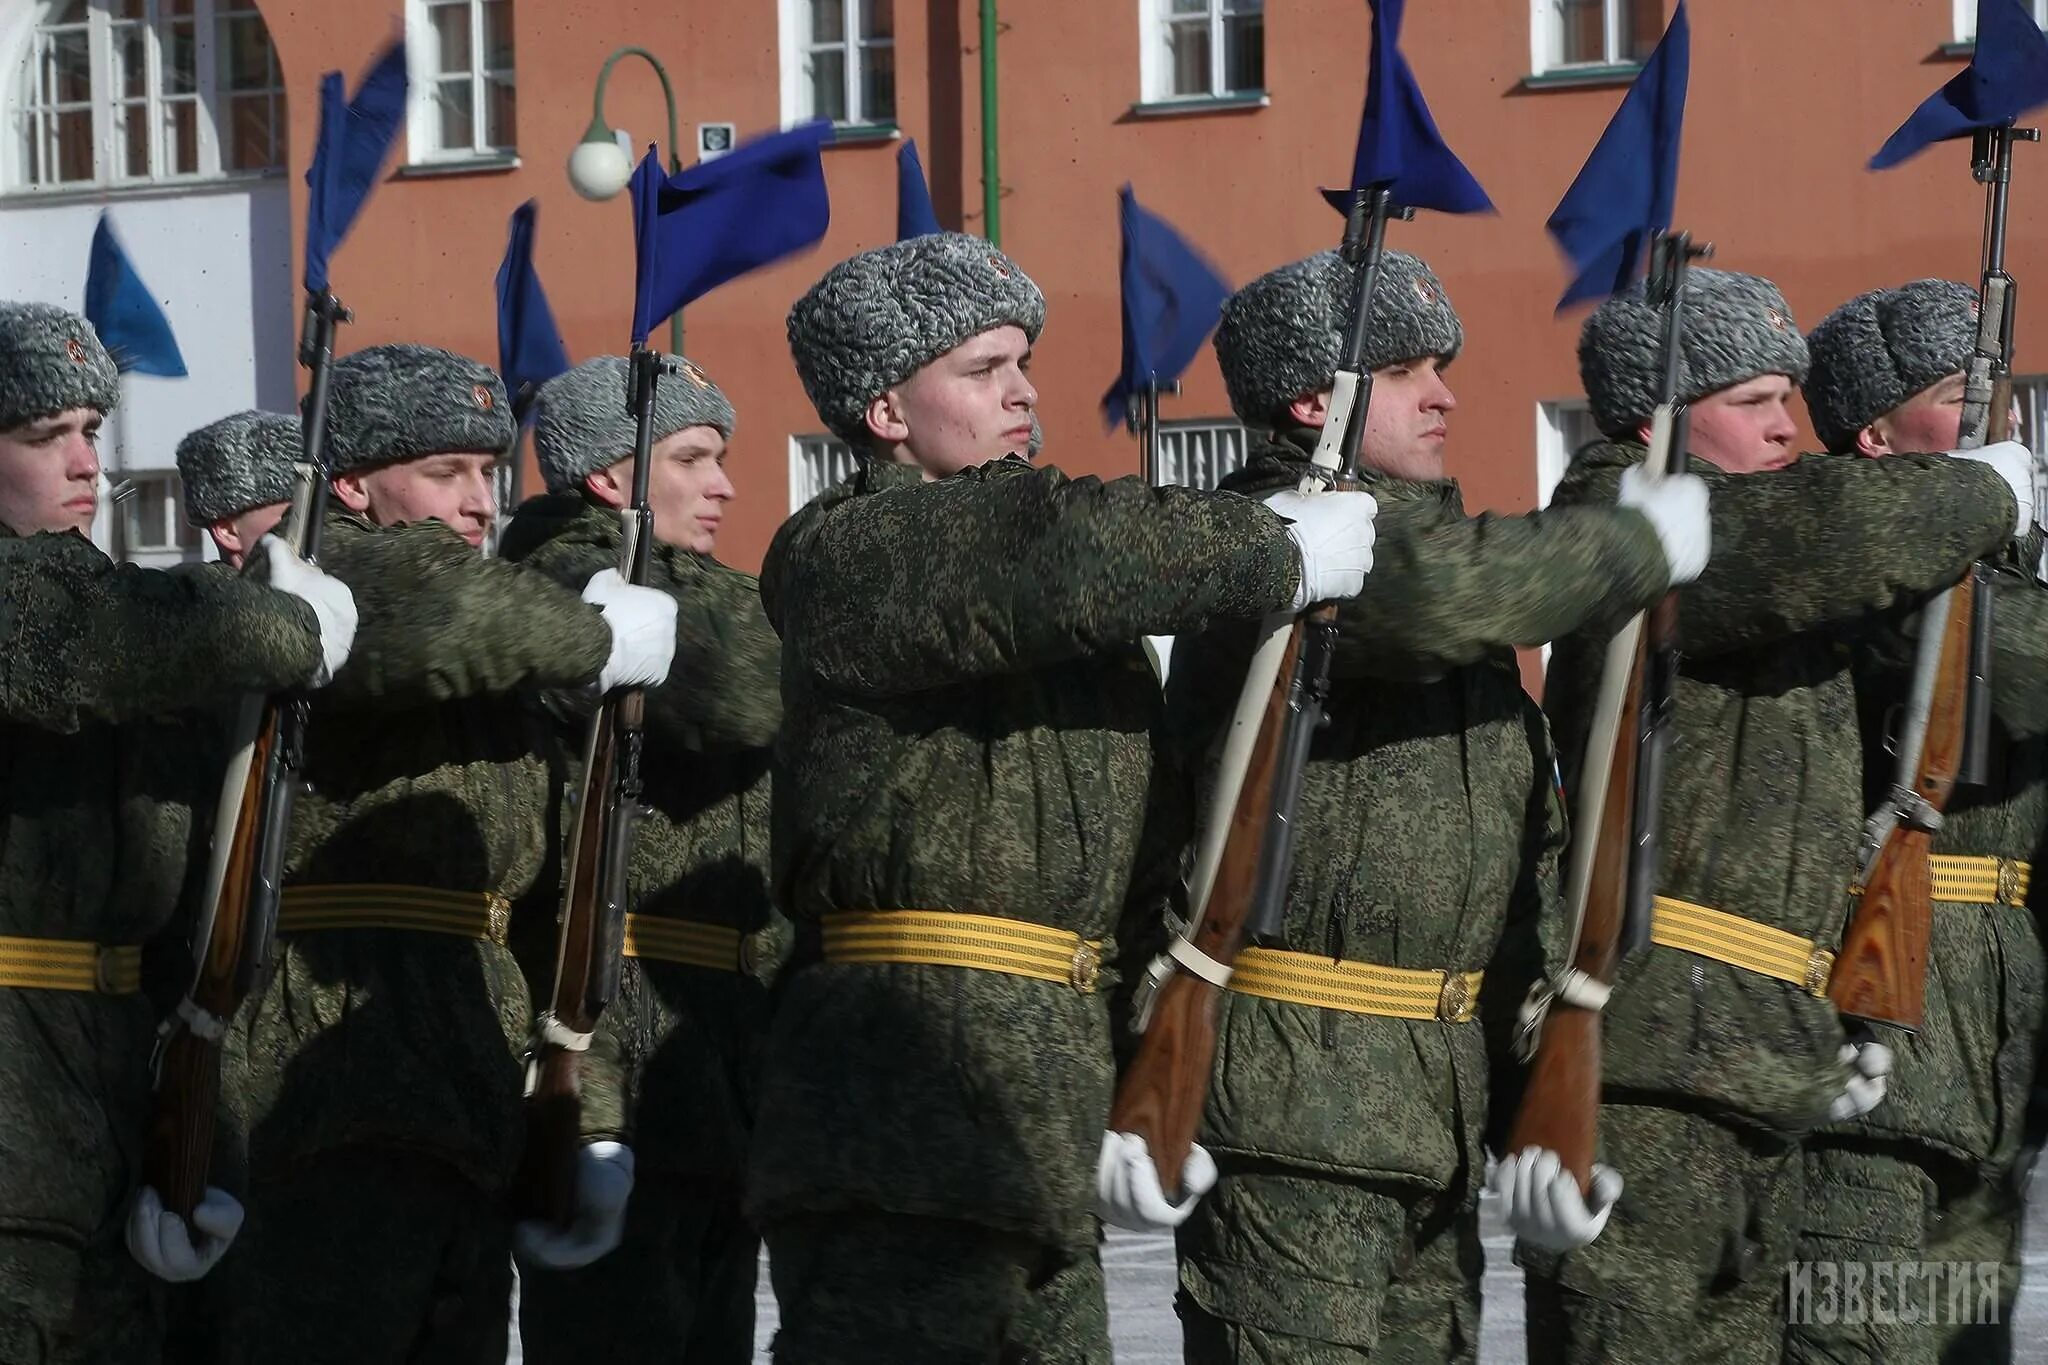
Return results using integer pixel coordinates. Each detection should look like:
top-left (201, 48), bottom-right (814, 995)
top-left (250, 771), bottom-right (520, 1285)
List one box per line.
top-left (568, 45), bottom-right (684, 356)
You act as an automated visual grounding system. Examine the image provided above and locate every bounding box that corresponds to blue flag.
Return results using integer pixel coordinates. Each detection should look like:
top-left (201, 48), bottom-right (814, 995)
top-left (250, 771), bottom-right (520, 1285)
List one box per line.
top-left (1871, 0), bottom-right (2048, 169)
top-left (83, 212), bottom-right (186, 378)
top-left (1101, 186), bottom-right (1230, 429)
top-left (898, 139), bottom-right (943, 239)
top-left (303, 38), bottom-right (407, 294)
top-left (1547, 1), bottom-right (1689, 308)
top-left (630, 122), bottom-right (833, 347)
top-left (496, 200), bottom-right (570, 421)
top-left (1322, 0), bottom-right (1492, 215)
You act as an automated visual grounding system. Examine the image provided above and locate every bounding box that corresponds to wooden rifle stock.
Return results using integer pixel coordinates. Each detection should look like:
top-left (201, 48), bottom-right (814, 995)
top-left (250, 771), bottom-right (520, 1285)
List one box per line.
top-left (1109, 621), bottom-right (1307, 1193)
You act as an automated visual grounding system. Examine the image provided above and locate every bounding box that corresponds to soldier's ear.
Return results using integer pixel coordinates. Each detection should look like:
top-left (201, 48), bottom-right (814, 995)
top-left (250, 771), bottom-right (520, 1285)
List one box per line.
top-left (209, 516), bottom-right (244, 559)
top-left (584, 462), bottom-right (629, 509)
top-left (865, 392), bottom-right (910, 445)
top-left (1854, 422), bottom-right (1892, 459)
top-left (1287, 390), bottom-right (1332, 429)
top-left (330, 472), bottom-right (372, 513)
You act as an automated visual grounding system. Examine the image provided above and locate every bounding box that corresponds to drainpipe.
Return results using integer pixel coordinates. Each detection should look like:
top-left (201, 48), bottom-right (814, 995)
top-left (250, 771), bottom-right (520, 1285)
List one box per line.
top-left (980, 0), bottom-right (1001, 246)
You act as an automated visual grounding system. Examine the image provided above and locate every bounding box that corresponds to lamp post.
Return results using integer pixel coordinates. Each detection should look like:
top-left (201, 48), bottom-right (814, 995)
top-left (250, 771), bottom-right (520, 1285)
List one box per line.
top-left (567, 45), bottom-right (685, 356)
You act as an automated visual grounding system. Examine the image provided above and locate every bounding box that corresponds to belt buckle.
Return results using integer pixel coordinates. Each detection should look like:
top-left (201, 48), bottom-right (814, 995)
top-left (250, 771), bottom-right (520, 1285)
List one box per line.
top-left (1805, 946), bottom-right (1836, 1000)
top-left (1437, 972), bottom-right (1475, 1023)
top-left (738, 931), bottom-right (761, 977)
top-left (93, 946), bottom-right (121, 995)
top-left (1998, 859), bottom-right (2022, 906)
top-left (485, 894), bottom-right (512, 947)
top-left (1069, 942), bottom-right (1102, 994)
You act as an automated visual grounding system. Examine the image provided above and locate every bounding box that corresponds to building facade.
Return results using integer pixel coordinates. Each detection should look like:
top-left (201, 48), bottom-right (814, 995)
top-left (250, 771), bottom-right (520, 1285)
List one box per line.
top-left (3, 0), bottom-right (2041, 576)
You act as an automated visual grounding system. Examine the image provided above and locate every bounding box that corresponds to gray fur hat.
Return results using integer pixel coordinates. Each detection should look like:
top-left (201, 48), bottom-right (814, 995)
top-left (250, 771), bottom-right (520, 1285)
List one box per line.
top-left (0, 302), bottom-right (120, 432)
top-left (533, 354), bottom-right (736, 495)
top-left (1579, 267), bottom-right (1810, 438)
top-left (788, 232), bottom-right (1046, 443)
top-left (320, 343), bottom-right (514, 477)
top-left (176, 410), bottom-right (302, 525)
top-left (1214, 250), bottom-right (1462, 426)
top-left (1803, 280), bottom-right (1976, 454)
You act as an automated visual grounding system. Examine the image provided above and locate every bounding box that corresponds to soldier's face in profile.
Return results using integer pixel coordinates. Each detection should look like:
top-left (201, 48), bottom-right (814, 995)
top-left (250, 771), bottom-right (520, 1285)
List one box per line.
top-left (0, 406), bottom-right (102, 536)
top-left (590, 424), bottom-right (735, 555)
top-left (335, 450), bottom-right (499, 549)
top-left (1856, 372), bottom-right (1966, 458)
top-left (1360, 355), bottom-right (1456, 482)
top-left (1677, 374), bottom-right (1799, 475)
top-left (869, 325), bottom-right (1037, 480)
top-left (207, 499), bottom-right (290, 570)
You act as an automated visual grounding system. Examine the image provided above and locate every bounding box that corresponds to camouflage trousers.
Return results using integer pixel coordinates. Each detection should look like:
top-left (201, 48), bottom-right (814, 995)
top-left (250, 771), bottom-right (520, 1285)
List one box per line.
top-left (0, 1229), bottom-right (163, 1365)
top-left (518, 1171), bottom-right (759, 1364)
top-left (1780, 1141), bottom-right (2025, 1365)
top-left (1176, 1160), bottom-right (1483, 1363)
top-left (216, 1148), bottom-right (512, 1365)
top-left (1520, 1103), bottom-right (1804, 1365)
top-left (763, 1211), bottom-right (1109, 1365)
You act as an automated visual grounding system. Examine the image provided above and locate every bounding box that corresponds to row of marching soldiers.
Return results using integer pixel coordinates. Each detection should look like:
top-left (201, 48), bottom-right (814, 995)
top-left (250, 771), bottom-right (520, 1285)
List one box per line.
top-left (1, 226), bottom-right (2041, 1365)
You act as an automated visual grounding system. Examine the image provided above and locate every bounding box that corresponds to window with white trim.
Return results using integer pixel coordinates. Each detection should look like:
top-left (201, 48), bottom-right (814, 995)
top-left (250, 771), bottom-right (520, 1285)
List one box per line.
top-left (782, 0), bottom-right (895, 129)
top-left (1139, 0), bottom-right (1264, 103)
top-left (1154, 418), bottom-right (1250, 490)
top-left (407, 0), bottom-right (515, 163)
top-left (2011, 375), bottom-right (2048, 517)
top-left (117, 469), bottom-right (200, 553)
top-left (790, 433), bottom-right (861, 513)
top-left (1536, 399), bottom-right (1601, 508)
top-left (1531, 0), bottom-right (1662, 73)
top-left (1957, 0), bottom-right (2048, 39)
top-left (10, 0), bottom-right (284, 190)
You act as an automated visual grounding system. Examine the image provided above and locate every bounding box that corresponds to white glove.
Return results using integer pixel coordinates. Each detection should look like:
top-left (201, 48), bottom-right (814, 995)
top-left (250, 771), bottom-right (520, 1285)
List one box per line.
top-left (125, 1185), bottom-right (243, 1283)
top-left (583, 569), bottom-right (678, 692)
top-left (512, 1140), bottom-right (636, 1270)
top-left (1491, 1147), bottom-right (1623, 1252)
top-left (1827, 1041), bottom-right (1894, 1122)
top-left (260, 535), bottom-right (358, 687)
top-left (1266, 489), bottom-right (1379, 610)
top-left (1093, 1131), bottom-right (1217, 1232)
top-left (1954, 440), bottom-right (2038, 537)
top-left (1618, 465), bottom-right (1711, 585)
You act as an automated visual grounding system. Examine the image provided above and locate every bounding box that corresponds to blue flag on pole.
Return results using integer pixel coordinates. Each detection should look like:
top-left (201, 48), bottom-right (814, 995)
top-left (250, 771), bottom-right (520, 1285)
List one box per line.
top-left (1321, 0), bottom-right (1492, 215)
top-left (1871, 0), bottom-right (2048, 169)
top-left (83, 212), bottom-right (186, 378)
top-left (898, 139), bottom-right (943, 239)
top-left (496, 200), bottom-right (570, 420)
top-left (630, 122), bottom-right (833, 347)
top-left (1547, 1), bottom-right (1689, 308)
top-left (1101, 185), bottom-right (1230, 429)
top-left (303, 38), bottom-right (407, 295)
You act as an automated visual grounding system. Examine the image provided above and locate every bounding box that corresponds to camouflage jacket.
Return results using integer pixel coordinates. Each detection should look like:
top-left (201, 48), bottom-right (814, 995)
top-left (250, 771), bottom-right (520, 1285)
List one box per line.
top-left (1836, 553), bottom-right (2048, 1174)
top-left (750, 455), bottom-right (1299, 1246)
top-left (0, 523), bottom-right (319, 1243)
top-left (222, 510), bottom-right (616, 1192)
top-left (1163, 428), bottom-right (1672, 1190)
top-left (1545, 441), bottom-right (2017, 1138)
top-left (499, 492), bottom-right (785, 1180)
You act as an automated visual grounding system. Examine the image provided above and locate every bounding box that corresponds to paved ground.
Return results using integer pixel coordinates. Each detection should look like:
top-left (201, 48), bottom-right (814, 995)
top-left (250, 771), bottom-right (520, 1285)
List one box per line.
top-left (507, 1179), bottom-right (2048, 1361)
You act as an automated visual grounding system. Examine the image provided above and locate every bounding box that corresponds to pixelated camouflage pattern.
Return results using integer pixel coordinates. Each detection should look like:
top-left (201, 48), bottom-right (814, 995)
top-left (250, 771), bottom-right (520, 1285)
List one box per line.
top-left (1543, 441), bottom-right (2017, 1136)
top-left (222, 510), bottom-right (614, 1194)
top-left (0, 524), bottom-right (320, 1358)
top-left (498, 491), bottom-right (786, 1179)
top-left (1159, 428), bottom-right (1669, 1198)
top-left (750, 454), bottom-right (1299, 1247)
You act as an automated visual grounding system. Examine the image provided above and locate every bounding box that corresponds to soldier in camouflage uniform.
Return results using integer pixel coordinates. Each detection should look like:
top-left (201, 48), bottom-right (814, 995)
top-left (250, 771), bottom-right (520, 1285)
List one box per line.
top-left (176, 410), bottom-right (301, 569)
top-left (502, 354), bottom-right (784, 1364)
top-left (1781, 280), bottom-right (2048, 1365)
top-left (750, 231), bottom-right (1378, 1364)
top-left (1153, 248), bottom-right (1705, 1364)
top-left (0, 303), bottom-right (355, 1365)
top-left (213, 344), bottom-right (680, 1365)
top-left (1520, 268), bottom-right (2038, 1365)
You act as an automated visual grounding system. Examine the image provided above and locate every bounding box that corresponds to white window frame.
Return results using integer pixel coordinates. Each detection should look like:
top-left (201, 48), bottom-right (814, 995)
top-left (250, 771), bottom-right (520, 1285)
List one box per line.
top-left (405, 0), bottom-right (516, 165)
top-left (1535, 398), bottom-right (1601, 509)
top-left (1138, 0), bottom-right (1265, 104)
top-left (1529, 0), bottom-right (1650, 74)
top-left (778, 0), bottom-right (896, 131)
top-left (117, 468), bottom-right (201, 555)
top-left (1956, 0), bottom-right (2048, 40)
top-left (6, 0), bottom-right (284, 192)
top-left (1153, 418), bottom-right (1250, 490)
top-left (789, 433), bottom-right (861, 513)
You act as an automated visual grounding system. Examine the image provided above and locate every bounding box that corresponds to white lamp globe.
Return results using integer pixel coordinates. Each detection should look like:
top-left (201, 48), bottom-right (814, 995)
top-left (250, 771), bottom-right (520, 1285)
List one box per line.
top-left (567, 138), bottom-right (633, 201)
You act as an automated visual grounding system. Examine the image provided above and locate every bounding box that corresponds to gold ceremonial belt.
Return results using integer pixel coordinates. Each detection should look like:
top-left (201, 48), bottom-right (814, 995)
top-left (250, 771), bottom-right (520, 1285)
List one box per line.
top-left (1228, 946), bottom-right (1482, 1023)
top-left (1650, 896), bottom-right (1833, 999)
top-left (1927, 855), bottom-right (2030, 907)
top-left (277, 885), bottom-right (511, 947)
top-left (821, 910), bottom-right (1104, 993)
top-left (0, 935), bottom-right (142, 994)
top-left (623, 913), bottom-right (753, 974)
